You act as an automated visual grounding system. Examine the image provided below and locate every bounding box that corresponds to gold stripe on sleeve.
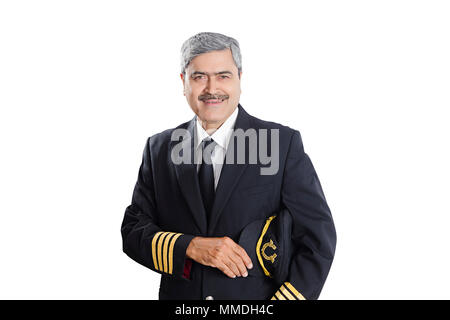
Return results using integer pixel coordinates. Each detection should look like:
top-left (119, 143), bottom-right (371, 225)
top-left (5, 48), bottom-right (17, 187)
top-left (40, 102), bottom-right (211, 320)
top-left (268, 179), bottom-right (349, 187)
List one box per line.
top-left (284, 282), bottom-right (306, 300)
top-left (162, 232), bottom-right (176, 273)
top-left (275, 291), bottom-right (286, 300)
top-left (157, 232), bottom-right (170, 271)
top-left (168, 233), bottom-right (183, 274)
top-left (151, 232), bottom-right (164, 270)
top-left (271, 296), bottom-right (277, 300)
top-left (280, 284), bottom-right (296, 300)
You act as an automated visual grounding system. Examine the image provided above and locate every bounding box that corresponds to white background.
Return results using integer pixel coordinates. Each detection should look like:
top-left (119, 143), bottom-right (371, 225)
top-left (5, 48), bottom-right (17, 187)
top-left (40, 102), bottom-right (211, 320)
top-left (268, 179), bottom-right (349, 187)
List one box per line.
top-left (1, 0), bottom-right (449, 299)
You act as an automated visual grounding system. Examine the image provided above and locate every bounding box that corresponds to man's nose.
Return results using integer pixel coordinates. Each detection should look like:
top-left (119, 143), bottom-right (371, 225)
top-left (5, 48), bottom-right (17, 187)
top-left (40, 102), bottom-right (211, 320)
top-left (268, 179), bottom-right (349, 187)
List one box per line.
top-left (205, 77), bottom-right (218, 92)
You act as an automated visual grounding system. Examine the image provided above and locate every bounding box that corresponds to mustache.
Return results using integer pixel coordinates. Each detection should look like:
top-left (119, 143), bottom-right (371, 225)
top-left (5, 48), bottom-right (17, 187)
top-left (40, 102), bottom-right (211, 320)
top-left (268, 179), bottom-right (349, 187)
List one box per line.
top-left (198, 94), bottom-right (229, 101)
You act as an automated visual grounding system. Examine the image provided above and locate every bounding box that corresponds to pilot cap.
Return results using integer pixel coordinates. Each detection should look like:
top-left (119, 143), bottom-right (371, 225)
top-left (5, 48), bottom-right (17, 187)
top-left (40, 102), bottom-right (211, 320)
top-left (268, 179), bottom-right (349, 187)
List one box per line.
top-left (238, 208), bottom-right (293, 285)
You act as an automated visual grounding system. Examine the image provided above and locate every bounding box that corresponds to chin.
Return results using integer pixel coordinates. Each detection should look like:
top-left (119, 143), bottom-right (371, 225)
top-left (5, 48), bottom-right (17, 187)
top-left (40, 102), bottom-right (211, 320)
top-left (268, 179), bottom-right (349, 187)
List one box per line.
top-left (197, 104), bottom-right (228, 121)
top-left (199, 111), bottom-right (225, 124)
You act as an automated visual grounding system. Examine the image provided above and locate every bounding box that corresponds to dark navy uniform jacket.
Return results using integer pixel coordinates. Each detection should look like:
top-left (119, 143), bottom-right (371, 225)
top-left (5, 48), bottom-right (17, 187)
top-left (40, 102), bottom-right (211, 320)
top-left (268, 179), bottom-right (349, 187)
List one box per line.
top-left (121, 104), bottom-right (336, 300)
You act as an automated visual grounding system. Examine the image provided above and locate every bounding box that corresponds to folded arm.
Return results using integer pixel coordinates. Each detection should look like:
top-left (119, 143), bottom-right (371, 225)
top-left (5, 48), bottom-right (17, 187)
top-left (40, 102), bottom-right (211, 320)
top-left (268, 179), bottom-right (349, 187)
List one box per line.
top-left (121, 137), bottom-right (195, 279)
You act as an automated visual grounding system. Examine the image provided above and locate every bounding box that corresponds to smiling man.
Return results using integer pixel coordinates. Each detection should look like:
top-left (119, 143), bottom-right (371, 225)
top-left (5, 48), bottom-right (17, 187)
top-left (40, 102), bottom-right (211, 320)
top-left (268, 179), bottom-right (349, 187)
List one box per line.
top-left (121, 32), bottom-right (337, 300)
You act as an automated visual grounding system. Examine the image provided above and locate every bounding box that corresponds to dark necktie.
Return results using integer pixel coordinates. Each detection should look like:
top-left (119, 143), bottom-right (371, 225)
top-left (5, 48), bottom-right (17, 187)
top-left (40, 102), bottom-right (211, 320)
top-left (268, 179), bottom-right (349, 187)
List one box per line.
top-left (198, 138), bottom-right (216, 223)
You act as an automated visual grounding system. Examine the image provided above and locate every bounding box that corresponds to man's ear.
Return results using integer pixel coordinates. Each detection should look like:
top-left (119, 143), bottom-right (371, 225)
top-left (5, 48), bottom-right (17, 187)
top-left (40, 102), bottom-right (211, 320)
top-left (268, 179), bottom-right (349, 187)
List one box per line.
top-left (180, 73), bottom-right (185, 95)
top-left (239, 71), bottom-right (243, 93)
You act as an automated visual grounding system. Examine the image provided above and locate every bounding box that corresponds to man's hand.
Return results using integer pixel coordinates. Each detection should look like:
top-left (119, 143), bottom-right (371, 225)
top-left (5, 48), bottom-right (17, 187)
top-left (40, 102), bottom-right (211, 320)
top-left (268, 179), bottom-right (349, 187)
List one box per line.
top-left (186, 236), bottom-right (253, 278)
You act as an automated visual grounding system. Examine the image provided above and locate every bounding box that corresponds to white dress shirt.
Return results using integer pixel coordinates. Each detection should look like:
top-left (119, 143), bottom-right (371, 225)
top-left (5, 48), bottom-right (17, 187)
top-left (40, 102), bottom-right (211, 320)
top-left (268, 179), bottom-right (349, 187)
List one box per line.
top-left (195, 106), bottom-right (239, 190)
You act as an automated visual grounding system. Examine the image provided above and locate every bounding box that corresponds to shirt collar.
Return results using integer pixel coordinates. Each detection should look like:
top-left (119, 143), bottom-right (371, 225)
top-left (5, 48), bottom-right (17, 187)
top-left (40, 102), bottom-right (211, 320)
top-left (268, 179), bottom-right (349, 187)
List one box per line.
top-left (195, 106), bottom-right (239, 150)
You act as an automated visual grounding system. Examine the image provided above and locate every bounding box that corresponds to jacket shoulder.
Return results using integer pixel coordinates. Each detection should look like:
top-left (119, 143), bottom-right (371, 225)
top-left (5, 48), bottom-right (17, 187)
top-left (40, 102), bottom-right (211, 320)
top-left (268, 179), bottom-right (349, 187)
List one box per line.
top-left (249, 114), bottom-right (300, 143)
top-left (251, 115), bottom-right (294, 131)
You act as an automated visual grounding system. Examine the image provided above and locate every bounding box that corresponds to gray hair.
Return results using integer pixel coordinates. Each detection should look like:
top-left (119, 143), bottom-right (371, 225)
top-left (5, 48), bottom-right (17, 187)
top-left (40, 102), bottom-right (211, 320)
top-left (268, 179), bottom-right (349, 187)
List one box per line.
top-left (180, 32), bottom-right (242, 79)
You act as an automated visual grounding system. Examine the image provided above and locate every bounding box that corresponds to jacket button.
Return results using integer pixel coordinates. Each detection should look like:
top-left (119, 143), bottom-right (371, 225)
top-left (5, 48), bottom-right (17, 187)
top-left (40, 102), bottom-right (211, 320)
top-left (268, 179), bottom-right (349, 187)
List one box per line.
top-left (205, 296), bottom-right (214, 300)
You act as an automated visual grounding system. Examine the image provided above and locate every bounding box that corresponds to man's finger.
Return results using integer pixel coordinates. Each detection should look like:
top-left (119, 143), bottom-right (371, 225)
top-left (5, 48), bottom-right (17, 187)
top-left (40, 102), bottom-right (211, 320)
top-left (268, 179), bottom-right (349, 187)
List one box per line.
top-left (228, 251), bottom-right (248, 277)
top-left (223, 257), bottom-right (241, 278)
top-left (234, 244), bottom-right (253, 269)
top-left (216, 261), bottom-right (237, 279)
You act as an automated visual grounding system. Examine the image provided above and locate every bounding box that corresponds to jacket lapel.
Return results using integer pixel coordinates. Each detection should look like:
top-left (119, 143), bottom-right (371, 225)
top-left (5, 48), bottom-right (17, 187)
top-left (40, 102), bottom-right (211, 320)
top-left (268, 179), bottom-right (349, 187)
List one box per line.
top-left (171, 104), bottom-right (255, 236)
top-left (171, 117), bottom-right (208, 235)
top-left (207, 104), bottom-right (255, 235)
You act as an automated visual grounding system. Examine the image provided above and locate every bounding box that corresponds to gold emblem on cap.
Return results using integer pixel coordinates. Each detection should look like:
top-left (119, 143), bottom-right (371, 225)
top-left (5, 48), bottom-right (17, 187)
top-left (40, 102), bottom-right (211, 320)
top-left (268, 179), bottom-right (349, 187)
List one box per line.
top-left (261, 239), bottom-right (277, 263)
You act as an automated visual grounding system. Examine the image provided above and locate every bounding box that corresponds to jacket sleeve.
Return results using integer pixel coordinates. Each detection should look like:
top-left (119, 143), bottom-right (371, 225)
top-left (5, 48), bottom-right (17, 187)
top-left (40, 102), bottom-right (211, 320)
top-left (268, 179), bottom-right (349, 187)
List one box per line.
top-left (121, 137), bottom-right (195, 280)
top-left (271, 130), bottom-right (337, 300)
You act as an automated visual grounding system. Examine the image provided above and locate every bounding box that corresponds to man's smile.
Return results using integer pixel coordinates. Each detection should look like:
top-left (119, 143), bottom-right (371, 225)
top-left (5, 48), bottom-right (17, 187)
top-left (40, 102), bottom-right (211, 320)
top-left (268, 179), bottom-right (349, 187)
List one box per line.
top-left (203, 99), bottom-right (225, 105)
top-left (198, 93), bottom-right (229, 106)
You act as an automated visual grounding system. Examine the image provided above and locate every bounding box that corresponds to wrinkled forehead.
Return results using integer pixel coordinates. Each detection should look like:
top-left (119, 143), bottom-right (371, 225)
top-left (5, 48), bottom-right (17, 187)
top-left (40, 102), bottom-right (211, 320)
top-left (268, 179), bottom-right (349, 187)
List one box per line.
top-left (186, 49), bottom-right (238, 75)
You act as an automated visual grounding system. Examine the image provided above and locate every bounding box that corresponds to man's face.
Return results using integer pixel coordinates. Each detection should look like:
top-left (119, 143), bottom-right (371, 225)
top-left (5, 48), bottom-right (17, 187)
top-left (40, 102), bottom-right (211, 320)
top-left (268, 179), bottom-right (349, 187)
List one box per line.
top-left (181, 49), bottom-right (242, 130)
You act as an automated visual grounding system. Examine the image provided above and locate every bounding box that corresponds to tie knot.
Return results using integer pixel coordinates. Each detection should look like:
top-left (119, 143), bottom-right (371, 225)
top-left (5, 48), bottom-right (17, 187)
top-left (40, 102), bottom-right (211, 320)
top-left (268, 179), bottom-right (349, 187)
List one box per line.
top-left (202, 138), bottom-right (216, 150)
top-left (201, 138), bottom-right (216, 162)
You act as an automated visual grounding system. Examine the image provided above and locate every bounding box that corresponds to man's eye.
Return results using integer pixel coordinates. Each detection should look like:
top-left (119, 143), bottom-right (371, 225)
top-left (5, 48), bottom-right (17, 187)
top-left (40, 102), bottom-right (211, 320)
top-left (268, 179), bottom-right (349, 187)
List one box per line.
top-left (220, 75), bottom-right (229, 79)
